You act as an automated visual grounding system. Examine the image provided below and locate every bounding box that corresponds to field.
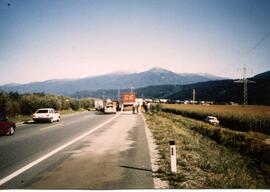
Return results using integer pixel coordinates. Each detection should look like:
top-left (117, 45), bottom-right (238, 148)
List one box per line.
top-left (161, 104), bottom-right (270, 135)
top-left (144, 111), bottom-right (270, 188)
top-left (162, 104), bottom-right (270, 117)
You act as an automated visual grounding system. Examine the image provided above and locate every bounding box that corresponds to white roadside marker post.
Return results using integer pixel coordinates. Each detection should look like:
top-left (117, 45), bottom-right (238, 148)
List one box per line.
top-left (170, 141), bottom-right (177, 173)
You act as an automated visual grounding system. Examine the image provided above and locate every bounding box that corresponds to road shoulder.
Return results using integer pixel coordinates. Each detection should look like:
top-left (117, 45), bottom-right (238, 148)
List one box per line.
top-left (142, 113), bottom-right (169, 189)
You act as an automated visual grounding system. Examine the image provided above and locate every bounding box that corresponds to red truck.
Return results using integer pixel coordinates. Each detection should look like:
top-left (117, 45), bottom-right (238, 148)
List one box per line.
top-left (121, 92), bottom-right (136, 110)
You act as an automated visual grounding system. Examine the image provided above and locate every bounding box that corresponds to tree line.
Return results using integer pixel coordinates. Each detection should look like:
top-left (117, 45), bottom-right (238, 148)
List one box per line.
top-left (0, 91), bottom-right (94, 117)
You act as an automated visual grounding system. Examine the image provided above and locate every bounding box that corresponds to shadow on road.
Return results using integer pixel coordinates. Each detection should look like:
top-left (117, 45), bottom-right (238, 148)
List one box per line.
top-left (23, 121), bottom-right (51, 124)
top-left (120, 165), bottom-right (153, 173)
top-left (23, 121), bottom-right (35, 124)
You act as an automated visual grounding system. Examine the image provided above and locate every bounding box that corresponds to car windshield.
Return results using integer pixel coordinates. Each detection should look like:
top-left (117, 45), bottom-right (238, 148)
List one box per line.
top-left (36, 110), bottom-right (49, 113)
top-left (0, 117), bottom-right (7, 121)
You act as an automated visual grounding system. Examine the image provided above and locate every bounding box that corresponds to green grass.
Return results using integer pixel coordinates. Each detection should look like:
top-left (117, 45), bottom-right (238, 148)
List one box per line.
top-left (144, 111), bottom-right (270, 188)
top-left (9, 115), bottom-right (32, 123)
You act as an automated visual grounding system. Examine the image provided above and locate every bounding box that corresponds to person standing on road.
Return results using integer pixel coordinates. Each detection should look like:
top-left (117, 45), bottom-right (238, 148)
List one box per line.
top-left (147, 102), bottom-right (151, 113)
top-left (138, 103), bottom-right (141, 114)
top-left (142, 102), bottom-right (147, 112)
top-left (132, 104), bottom-right (135, 114)
top-left (135, 103), bottom-right (139, 114)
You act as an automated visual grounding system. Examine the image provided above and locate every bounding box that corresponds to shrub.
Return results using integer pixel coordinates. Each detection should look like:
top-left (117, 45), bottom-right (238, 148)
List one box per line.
top-left (0, 90), bottom-right (93, 117)
top-left (70, 99), bottom-right (80, 111)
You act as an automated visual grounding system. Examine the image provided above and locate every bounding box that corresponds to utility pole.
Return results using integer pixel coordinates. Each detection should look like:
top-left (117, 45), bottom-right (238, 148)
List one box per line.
top-left (192, 89), bottom-right (196, 104)
top-left (234, 67), bottom-right (255, 106)
top-left (102, 91), bottom-right (105, 100)
top-left (130, 83), bottom-right (134, 93)
top-left (118, 86), bottom-right (120, 101)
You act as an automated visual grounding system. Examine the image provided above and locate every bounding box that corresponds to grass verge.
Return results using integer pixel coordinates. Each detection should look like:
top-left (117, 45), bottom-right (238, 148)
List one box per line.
top-left (144, 111), bottom-right (270, 188)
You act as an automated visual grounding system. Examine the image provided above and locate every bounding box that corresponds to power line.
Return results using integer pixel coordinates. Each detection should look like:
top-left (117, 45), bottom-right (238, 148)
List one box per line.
top-left (234, 67), bottom-right (255, 106)
top-left (247, 31), bottom-right (270, 54)
top-left (232, 31), bottom-right (270, 105)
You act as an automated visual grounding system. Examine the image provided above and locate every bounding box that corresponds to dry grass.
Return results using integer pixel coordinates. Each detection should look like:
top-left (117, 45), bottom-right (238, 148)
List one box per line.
top-left (162, 104), bottom-right (270, 135)
top-left (144, 111), bottom-right (270, 189)
top-left (9, 115), bottom-right (32, 123)
top-left (163, 104), bottom-right (270, 116)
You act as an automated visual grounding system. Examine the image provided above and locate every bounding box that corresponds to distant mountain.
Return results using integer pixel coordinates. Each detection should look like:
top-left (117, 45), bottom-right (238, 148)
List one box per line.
top-left (72, 70), bottom-right (270, 105)
top-left (138, 70), bottom-right (270, 105)
top-left (0, 67), bottom-right (223, 95)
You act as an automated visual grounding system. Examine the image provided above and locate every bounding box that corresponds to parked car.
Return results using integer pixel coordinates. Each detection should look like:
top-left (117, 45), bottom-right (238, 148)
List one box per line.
top-left (204, 116), bottom-right (220, 125)
top-left (0, 117), bottom-right (16, 136)
top-left (104, 104), bottom-right (117, 114)
top-left (32, 108), bottom-right (60, 123)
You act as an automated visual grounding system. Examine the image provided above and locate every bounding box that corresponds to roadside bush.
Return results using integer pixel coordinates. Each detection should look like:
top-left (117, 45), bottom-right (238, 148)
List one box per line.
top-left (0, 90), bottom-right (94, 118)
top-left (70, 99), bottom-right (80, 111)
top-left (79, 98), bottom-right (94, 110)
top-left (0, 91), bottom-right (9, 116)
top-left (46, 96), bottom-right (62, 110)
top-left (6, 100), bottom-right (21, 117)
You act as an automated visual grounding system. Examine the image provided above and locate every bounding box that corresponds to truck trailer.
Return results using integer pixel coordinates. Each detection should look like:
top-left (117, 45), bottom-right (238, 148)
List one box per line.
top-left (121, 92), bottom-right (136, 111)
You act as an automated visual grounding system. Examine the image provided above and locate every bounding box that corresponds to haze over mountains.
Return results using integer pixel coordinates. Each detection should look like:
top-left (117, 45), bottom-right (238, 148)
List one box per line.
top-left (0, 68), bottom-right (224, 95)
top-left (1, 67), bottom-right (269, 105)
top-left (72, 70), bottom-right (270, 105)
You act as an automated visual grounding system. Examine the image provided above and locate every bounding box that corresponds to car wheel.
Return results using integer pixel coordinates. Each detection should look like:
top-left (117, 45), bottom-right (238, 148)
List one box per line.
top-left (57, 117), bottom-right (60, 122)
top-left (7, 126), bottom-right (15, 136)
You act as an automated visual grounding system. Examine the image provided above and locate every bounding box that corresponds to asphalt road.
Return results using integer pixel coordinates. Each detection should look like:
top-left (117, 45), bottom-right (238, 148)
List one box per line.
top-left (0, 111), bottom-right (153, 189)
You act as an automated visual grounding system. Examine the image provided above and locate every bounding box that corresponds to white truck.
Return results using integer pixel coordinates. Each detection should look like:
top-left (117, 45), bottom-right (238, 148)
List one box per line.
top-left (95, 99), bottom-right (104, 111)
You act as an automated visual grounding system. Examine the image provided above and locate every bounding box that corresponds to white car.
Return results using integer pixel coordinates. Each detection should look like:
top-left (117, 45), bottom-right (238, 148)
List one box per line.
top-left (32, 108), bottom-right (61, 123)
top-left (104, 105), bottom-right (117, 114)
top-left (204, 116), bottom-right (219, 125)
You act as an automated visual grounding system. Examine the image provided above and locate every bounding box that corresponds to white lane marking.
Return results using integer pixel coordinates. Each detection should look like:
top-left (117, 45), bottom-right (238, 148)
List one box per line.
top-left (0, 114), bottom-right (120, 186)
top-left (40, 123), bottom-right (63, 131)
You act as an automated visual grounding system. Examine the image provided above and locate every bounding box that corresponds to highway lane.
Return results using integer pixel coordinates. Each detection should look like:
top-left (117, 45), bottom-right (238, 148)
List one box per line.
top-left (0, 111), bottom-right (115, 186)
top-left (0, 111), bottom-right (154, 189)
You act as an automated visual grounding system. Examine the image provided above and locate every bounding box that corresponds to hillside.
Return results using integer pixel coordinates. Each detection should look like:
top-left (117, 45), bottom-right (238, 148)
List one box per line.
top-left (137, 71), bottom-right (269, 105)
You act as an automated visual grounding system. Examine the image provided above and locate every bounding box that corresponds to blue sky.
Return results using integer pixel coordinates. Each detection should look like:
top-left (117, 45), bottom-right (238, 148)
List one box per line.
top-left (0, 0), bottom-right (270, 84)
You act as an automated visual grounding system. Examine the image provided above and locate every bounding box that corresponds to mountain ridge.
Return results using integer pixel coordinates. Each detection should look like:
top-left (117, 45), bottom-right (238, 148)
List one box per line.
top-left (0, 67), bottom-right (224, 95)
top-left (71, 70), bottom-right (270, 105)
